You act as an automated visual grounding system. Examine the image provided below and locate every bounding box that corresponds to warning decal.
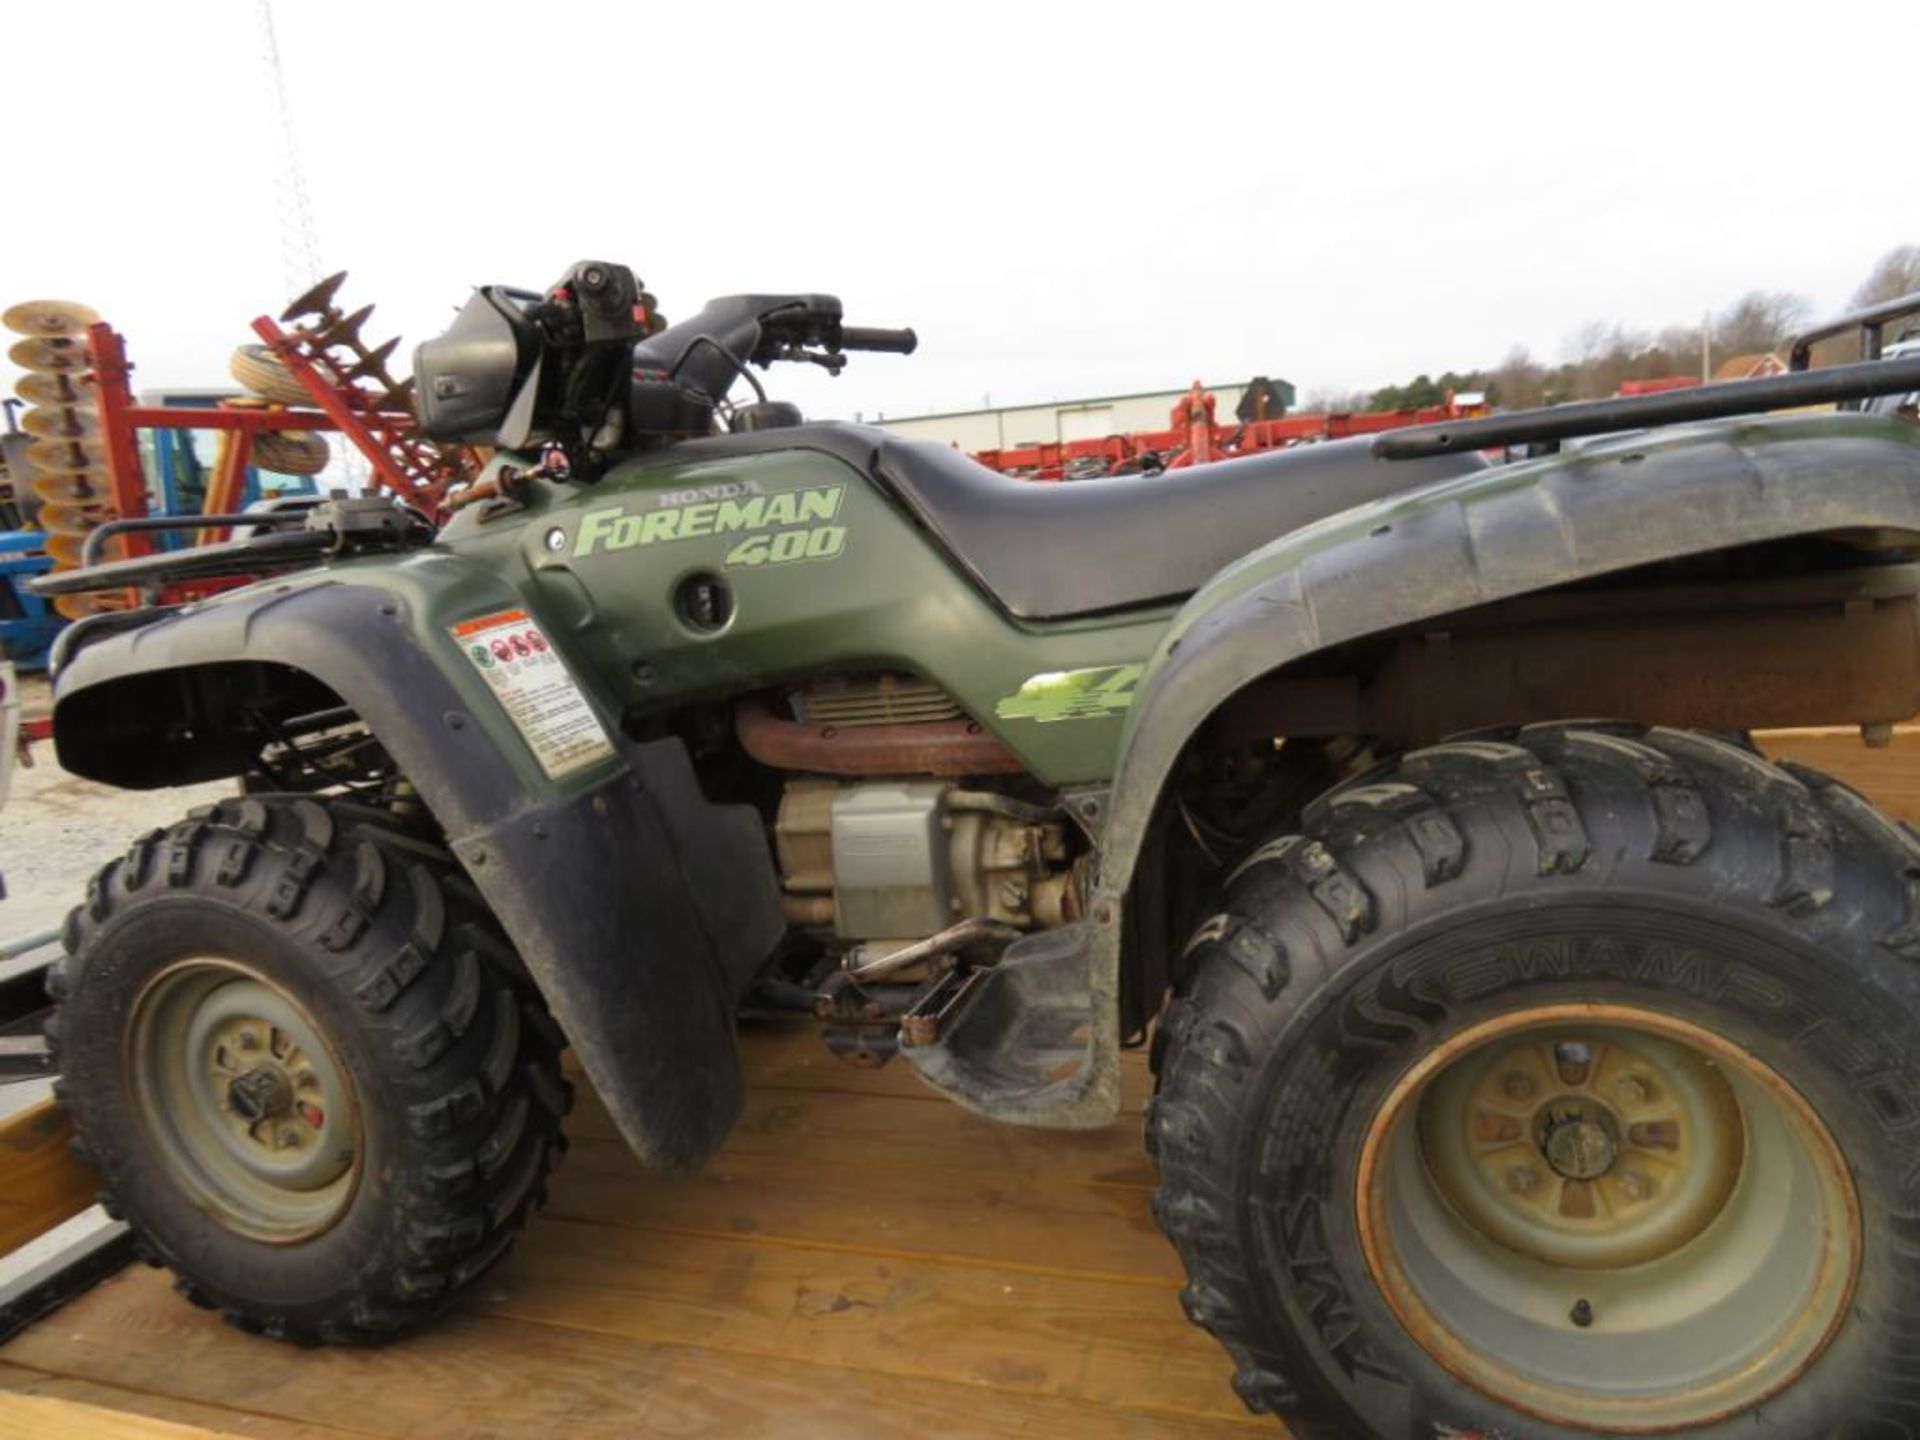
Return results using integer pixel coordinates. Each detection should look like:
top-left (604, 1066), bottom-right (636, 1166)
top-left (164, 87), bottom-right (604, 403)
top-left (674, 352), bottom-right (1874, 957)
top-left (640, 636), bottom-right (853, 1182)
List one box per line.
top-left (450, 608), bottom-right (615, 780)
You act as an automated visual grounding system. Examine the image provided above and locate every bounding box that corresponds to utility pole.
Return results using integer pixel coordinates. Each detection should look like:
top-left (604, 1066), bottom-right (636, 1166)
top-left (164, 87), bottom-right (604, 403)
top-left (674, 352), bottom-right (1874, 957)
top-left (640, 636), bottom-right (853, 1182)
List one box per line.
top-left (1701, 309), bottom-right (1711, 381)
top-left (256, 0), bottom-right (324, 296)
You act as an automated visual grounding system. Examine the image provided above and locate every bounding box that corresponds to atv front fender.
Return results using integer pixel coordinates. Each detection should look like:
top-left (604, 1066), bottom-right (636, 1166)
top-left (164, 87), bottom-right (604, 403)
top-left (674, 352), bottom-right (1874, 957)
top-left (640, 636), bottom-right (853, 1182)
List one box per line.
top-left (51, 566), bottom-right (783, 1168)
top-left (1103, 412), bottom-right (1920, 887)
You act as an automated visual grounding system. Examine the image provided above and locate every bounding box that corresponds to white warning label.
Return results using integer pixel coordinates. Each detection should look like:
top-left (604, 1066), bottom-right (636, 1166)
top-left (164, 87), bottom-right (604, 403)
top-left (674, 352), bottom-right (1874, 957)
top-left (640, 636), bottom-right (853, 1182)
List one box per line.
top-left (449, 608), bottom-right (615, 780)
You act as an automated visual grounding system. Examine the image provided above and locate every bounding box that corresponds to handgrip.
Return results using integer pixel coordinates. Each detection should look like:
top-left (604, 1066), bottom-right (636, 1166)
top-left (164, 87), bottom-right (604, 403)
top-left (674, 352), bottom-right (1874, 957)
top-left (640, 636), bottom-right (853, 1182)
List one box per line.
top-left (837, 325), bottom-right (918, 355)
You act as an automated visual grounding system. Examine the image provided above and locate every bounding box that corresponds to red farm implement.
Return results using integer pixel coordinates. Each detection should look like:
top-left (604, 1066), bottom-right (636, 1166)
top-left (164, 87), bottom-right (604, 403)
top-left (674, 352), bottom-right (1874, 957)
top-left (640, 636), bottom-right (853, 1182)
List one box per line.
top-left (969, 379), bottom-right (1491, 481)
top-left (15, 275), bottom-right (478, 619)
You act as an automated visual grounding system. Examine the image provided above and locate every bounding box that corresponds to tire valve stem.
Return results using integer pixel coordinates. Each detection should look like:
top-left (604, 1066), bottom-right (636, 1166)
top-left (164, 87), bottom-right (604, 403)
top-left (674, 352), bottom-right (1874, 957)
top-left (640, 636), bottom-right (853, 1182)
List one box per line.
top-left (1570, 1298), bottom-right (1594, 1329)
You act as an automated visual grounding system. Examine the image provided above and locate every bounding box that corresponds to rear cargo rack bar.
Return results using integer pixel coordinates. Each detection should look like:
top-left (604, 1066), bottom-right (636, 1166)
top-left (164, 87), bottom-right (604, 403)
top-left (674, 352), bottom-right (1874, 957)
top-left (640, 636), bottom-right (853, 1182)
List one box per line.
top-left (1373, 353), bottom-right (1920, 460)
top-left (1787, 290), bottom-right (1920, 371)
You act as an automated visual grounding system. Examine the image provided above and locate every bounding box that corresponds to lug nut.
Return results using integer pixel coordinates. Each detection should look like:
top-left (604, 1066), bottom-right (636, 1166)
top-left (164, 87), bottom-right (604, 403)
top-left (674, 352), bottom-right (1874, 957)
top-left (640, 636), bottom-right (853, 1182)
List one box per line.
top-left (1614, 1073), bottom-right (1650, 1105)
top-left (1620, 1169), bottom-right (1655, 1201)
top-left (1570, 1298), bottom-right (1594, 1328)
top-left (1554, 1040), bottom-right (1594, 1085)
top-left (1502, 1071), bottom-right (1536, 1101)
top-left (1505, 1163), bottom-right (1541, 1195)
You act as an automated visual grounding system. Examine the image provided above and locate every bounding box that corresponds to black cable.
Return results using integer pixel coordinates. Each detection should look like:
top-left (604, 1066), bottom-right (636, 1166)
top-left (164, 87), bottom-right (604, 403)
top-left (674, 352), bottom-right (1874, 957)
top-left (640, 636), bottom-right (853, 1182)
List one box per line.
top-left (668, 334), bottom-right (767, 403)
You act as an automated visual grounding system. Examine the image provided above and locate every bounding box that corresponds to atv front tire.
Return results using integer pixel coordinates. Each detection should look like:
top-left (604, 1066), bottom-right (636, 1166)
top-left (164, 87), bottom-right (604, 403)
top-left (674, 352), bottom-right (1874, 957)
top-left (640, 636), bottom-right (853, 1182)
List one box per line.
top-left (49, 796), bottom-right (569, 1344)
top-left (1152, 724), bottom-right (1920, 1437)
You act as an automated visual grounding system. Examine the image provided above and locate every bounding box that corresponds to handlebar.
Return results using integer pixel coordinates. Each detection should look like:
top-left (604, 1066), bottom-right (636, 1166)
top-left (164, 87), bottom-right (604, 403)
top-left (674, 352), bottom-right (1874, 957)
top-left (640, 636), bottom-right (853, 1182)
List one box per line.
top-left (836, 325), bottom-right (918, 355)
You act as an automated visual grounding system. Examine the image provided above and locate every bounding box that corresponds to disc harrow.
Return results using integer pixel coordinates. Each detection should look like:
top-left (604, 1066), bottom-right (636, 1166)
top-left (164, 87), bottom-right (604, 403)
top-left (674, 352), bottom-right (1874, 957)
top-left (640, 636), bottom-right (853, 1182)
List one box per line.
top-left (2, 300), bottom-right (127, 619)
top-left (243, 271), bottom-right (480, 511)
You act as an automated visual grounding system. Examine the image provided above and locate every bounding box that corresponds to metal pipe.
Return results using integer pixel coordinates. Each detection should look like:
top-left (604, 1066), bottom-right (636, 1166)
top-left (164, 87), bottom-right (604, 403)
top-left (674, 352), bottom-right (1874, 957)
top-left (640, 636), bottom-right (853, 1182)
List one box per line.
top-left (945, 789), bottom-right (1061, 823)
top-left (81, 512), bottom-right (306, 567)
top-left (1789, 291), bottom-right (1920, 370)
top-left (842, 917), bottom-right (1023, 983)
top-left (31, 529), bottom-right (331, 597)
top-left (734, 694), bottom-right (1024, 776)
top-left (1374, 353), bottom-right (1920, 460)
top-left (0, 927), bottom-right (61, 962)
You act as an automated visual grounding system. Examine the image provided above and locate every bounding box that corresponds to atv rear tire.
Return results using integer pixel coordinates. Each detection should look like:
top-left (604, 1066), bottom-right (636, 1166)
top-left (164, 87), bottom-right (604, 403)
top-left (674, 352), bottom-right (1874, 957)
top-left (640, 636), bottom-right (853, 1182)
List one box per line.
top-left (1151, 723), bottom-right (1920, 1438)
top-left (48, 796), bottom-right (570, 1344)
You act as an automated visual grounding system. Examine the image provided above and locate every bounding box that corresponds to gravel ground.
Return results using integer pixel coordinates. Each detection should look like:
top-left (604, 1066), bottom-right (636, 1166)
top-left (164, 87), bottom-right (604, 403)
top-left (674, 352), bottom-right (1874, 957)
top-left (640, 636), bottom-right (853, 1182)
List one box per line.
top-left (1, 675), bottom-right (232, 941)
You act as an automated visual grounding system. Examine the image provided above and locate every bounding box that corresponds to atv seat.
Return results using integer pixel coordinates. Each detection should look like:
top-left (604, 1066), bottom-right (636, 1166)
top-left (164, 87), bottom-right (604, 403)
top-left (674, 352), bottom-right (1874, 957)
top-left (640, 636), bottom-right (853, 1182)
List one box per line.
top-left (874, 435), bottom-right (1488, 620)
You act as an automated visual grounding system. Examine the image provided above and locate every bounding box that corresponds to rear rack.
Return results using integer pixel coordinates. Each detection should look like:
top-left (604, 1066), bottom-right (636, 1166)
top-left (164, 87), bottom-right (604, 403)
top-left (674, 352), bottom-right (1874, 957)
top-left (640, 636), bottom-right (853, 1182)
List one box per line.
top-left (1787, 290), bottom-right (1920, 371)
top-left (1376, 292), bottom-right (1920, 461)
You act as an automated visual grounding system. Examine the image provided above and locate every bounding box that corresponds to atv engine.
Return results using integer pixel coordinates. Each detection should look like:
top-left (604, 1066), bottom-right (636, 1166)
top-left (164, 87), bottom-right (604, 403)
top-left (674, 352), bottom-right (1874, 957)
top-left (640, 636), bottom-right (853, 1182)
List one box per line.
top-left (774, 779), bottom-right (1081, 959)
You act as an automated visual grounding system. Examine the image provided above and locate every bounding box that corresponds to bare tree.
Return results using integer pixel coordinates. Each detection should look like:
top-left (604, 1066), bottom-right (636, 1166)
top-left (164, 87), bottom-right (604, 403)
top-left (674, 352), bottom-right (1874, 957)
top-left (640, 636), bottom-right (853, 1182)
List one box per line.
top-left (1711, 291), bottom-right (1812, 359)
top-left (1852, 245), bottom-right (1920, 307)
top-left (1492, 346), bottom-right (1547, 409)
top-left (1302, 387), bottom-right (1372, 414)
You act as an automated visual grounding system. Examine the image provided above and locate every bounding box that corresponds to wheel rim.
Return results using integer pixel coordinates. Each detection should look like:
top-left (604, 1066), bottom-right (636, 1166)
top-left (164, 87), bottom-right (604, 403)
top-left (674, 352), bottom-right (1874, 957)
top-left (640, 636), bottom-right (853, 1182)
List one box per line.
top-left (1355, 1003), bottom-right (1860, 1432)
top-left (128, 958), bottom-right (362, 1242)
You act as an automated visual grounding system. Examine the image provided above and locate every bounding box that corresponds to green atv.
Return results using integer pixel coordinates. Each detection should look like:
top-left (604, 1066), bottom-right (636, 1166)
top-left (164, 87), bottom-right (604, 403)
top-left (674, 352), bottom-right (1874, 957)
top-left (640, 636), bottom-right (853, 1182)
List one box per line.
top-left (32, 264), bottom-right (1920, 1438)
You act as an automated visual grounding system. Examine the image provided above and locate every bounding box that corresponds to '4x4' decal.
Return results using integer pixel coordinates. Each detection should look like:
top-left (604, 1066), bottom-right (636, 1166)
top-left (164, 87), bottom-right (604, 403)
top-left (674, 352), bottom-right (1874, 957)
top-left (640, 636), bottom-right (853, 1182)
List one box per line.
top-left (994, 664), bottom-right (1144, 723)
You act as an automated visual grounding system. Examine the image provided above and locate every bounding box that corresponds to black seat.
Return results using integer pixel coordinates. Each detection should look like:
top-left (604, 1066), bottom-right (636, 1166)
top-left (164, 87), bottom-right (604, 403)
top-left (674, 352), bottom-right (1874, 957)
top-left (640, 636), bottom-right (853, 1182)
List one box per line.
top-left (874, 435), bottom-right (1488, 620)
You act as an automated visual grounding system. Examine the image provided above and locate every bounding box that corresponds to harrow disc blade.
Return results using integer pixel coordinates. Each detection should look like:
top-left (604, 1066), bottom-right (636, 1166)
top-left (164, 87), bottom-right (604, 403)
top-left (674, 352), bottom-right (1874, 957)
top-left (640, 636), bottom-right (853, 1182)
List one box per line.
top-left (21, 405), bottom-right (100, 441)
top-left (14, 371), bottom-right (87, 406)
top-left (3, 298), bottom-right (100, 338)
top-left (37, 500), bottom-right (110, 536)
top-left (54, 588), bottom-right (132, 620)
top-left (26, 436), bottom-right (106, 473)
top-left (8, 336), bottom-right (89, 371)
top-left (373, 376), bottom-right (416, 414)
top-left (280, 271), bottom-right (348, 322)
top-left (316, 303), bottom-right (374, 349)
top-left (32, 469), bottom-right (111, 505)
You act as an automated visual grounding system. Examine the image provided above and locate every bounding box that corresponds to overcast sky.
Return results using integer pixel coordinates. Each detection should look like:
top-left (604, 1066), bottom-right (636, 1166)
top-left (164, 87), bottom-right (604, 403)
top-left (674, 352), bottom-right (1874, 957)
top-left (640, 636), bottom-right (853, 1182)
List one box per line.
top-left (7, 1), bottom-right (1918, 424)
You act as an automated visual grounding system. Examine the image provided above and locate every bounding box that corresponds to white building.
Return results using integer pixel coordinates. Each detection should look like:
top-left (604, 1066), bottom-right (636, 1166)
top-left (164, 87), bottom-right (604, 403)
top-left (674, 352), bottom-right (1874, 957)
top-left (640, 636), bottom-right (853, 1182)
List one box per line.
top-left (870, 382), bottom-right (1261, 453)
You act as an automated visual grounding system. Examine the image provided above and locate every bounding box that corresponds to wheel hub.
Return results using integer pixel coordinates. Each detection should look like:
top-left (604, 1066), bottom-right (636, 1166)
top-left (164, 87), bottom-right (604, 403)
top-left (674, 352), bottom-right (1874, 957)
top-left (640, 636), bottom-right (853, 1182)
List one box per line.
top-left (1357, 1004), bottom-right (1861, 1432)
top-left (1417, 1024), bottom-right (1740, 1269)
top-left (1537, 1098), bottom-right (1618, 1180)
top-left (129, 959), bottom-right (362, 1243)
top-left (226, 1064), bottom-right (293, 1124)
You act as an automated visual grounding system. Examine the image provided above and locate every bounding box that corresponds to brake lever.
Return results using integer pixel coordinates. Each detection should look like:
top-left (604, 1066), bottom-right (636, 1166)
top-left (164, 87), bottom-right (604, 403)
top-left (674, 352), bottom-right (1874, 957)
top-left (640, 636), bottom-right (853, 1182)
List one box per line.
top-left (769, 341), bottom-right (848, 376)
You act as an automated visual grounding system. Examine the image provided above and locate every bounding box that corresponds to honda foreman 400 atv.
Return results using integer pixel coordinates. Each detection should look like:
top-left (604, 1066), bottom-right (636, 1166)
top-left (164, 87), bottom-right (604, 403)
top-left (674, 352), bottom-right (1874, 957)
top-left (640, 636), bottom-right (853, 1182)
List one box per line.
top-left (33, 265), bottom-right (1920, 1438)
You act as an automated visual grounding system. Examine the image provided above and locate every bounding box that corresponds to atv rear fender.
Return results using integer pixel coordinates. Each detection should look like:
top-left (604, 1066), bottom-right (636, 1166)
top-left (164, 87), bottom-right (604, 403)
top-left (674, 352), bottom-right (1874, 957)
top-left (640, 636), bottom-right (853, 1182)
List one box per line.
top-left (50, 561), bottom-right (783, 1168)
top-left (971, 415), bottom-right (1920, 1132)
top-left (1104, 413), bottom-right (1920, 888)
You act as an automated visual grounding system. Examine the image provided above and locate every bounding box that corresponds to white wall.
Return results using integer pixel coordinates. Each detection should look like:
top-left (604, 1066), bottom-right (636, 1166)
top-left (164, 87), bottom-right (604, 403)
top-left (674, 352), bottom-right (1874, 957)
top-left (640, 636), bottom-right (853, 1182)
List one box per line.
top-left (876, 384), bottom-right (1251, 452)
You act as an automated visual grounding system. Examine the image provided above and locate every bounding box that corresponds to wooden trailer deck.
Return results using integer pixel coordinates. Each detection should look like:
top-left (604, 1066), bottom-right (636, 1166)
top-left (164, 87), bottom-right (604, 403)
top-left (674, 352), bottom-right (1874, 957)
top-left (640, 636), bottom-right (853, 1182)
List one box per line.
top-left (0, 1022), bottom-right (1262, 1440)
top-left (0, 726), bottom-right (1916, 1439)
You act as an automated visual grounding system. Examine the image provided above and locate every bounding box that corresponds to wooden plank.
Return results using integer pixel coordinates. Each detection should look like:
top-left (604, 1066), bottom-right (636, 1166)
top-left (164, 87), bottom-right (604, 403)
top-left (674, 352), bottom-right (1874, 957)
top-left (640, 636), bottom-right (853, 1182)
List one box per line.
top-left (723, 1019), bottom-right (1154, 1115)
top-left (0, 1100), bottom-right (94, 1257)
top-left (0, 1364), bottom-right (364, 1440)
top-left (0, 1389), bottom-right (249, 1439)
top-left (565, 1083), bottom-right (1158, 1192)
top-left (546, 1135), bottom-right (1178, 1283)
top-left (0, 1270), bottom-right (1262, 1440)
top-left (477, 1215), bottom-right (1244, 1420)
top-left (1758, 724), bottom-right (1920, 822)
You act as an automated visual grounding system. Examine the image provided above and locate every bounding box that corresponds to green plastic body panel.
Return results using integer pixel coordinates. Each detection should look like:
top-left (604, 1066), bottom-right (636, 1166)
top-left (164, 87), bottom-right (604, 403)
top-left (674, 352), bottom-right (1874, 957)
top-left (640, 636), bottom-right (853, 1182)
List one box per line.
top-left (437, 445), bottom-right (1171, 786)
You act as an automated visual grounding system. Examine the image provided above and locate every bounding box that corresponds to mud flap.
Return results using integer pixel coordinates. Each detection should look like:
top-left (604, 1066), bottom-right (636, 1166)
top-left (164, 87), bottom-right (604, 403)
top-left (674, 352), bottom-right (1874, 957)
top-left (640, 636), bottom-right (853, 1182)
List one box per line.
top-left (900, 921), bottom-right (1122, 1128)
top-left (453, 736), bottom-right (785, 1169)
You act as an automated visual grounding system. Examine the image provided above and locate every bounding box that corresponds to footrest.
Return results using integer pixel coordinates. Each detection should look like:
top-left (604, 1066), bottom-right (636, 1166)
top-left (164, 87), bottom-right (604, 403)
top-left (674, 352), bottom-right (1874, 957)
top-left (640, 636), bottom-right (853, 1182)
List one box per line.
top-left (899, 922), bottom-right (1120, 1129)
